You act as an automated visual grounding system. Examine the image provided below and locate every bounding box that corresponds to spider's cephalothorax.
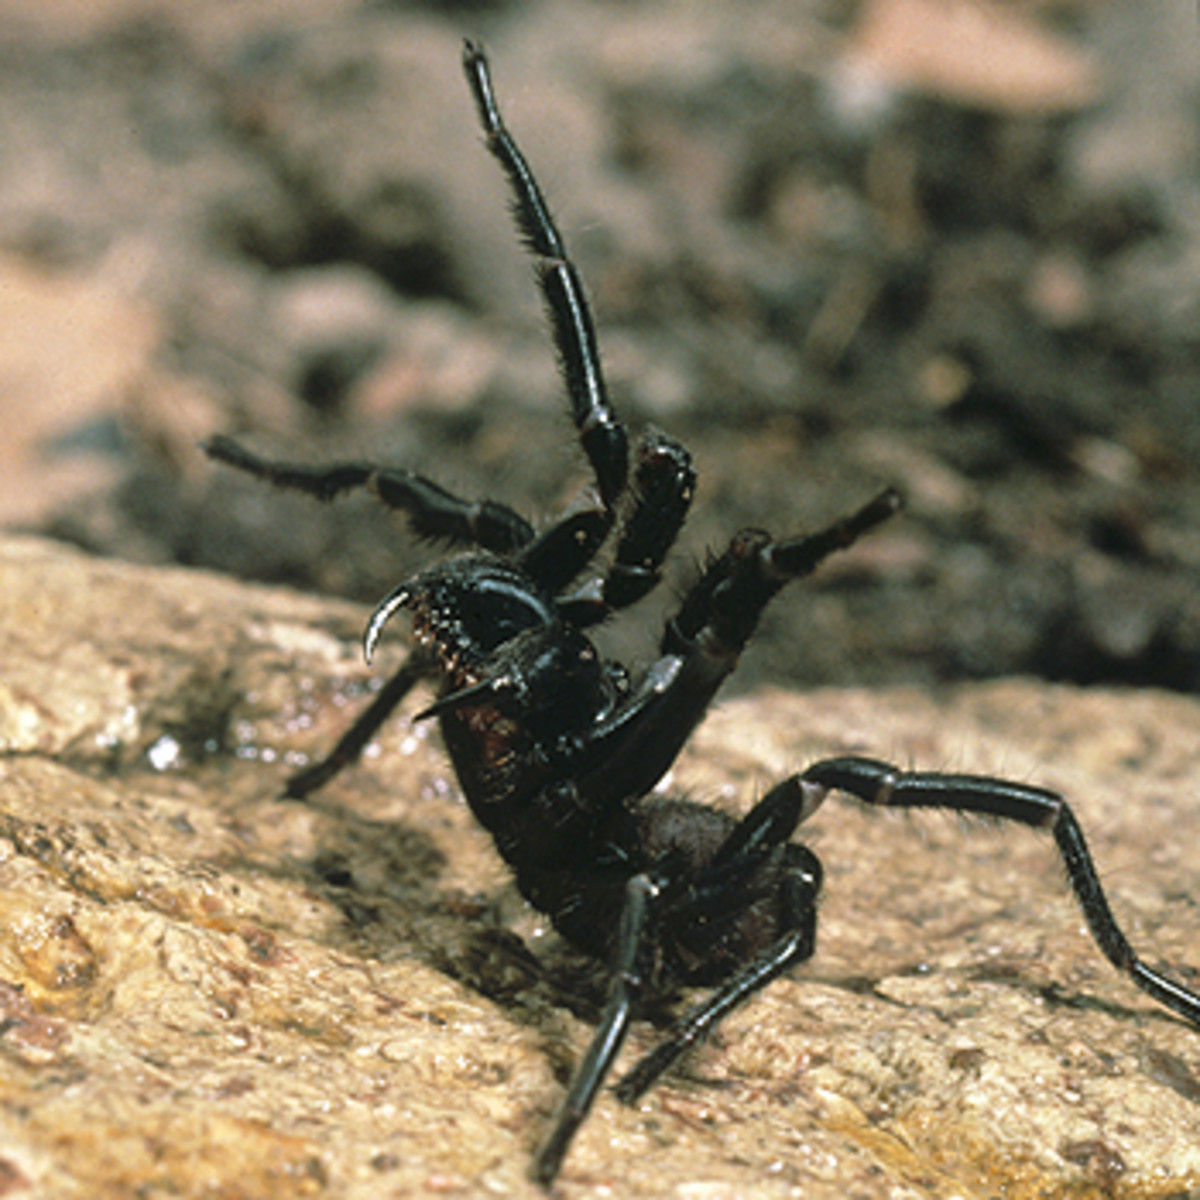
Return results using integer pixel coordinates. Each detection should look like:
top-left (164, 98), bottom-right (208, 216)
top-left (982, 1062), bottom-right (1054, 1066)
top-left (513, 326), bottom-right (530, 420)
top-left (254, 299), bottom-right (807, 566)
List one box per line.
top-left (205, 41), bottom-right (1200, 1188)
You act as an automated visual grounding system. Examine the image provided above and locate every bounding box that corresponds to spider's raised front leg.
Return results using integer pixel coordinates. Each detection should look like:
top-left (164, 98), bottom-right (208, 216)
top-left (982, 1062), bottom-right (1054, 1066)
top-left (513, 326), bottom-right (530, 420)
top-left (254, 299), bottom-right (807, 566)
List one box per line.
top-left (557, 431), bottom-right (697, 626)
top-left (803, 756), bottom-right (1200, 1026)
top-left (463, 42), bottom-right (629, 587)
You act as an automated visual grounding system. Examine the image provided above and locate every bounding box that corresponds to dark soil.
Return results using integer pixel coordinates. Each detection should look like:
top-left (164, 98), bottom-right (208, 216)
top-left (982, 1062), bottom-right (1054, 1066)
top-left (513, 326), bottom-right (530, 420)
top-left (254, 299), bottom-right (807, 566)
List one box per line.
top-left (4, 0), bottom-right (1200, 695)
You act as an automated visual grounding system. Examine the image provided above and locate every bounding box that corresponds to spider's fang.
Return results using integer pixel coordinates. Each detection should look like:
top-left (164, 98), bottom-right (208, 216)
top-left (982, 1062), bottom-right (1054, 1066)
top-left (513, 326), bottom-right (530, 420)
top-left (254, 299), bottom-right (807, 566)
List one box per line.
top-left (364, 583), bottom-right (413, 664)
top-left (414, 674), bottom-right (511, 722)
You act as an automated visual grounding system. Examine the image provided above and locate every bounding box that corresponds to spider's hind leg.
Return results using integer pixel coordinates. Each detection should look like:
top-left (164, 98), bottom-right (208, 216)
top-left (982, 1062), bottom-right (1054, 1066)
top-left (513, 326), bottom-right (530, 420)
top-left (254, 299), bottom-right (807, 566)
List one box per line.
top-left (614, 776), bottom-right (826, 1103)
top-left (802, 756), bottom-right (1200, 1028)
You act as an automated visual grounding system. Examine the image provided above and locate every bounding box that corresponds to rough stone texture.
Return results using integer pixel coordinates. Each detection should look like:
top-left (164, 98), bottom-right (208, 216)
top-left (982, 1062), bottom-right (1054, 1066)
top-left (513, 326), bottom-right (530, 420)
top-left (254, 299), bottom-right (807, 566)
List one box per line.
top-left (1, 534), bottom-right (1198, 1199)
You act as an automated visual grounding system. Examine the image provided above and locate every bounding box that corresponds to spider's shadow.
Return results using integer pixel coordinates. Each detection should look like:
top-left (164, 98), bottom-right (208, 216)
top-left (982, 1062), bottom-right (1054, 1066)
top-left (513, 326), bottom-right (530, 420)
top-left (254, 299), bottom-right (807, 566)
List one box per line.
top-left (264, 785), bottom-right (623, 1034)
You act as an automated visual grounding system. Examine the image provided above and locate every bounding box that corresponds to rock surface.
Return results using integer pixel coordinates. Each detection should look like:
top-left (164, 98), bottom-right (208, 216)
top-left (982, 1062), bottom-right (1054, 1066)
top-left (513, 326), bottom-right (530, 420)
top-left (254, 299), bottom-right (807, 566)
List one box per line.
top-left (1, 534), bottom-right (1198, 1198)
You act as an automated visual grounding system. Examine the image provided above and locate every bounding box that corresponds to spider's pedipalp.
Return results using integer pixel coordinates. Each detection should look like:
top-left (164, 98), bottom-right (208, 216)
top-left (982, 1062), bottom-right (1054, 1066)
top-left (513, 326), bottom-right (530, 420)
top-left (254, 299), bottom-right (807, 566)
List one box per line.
top-left (558, 431), bottom-right (697, 627)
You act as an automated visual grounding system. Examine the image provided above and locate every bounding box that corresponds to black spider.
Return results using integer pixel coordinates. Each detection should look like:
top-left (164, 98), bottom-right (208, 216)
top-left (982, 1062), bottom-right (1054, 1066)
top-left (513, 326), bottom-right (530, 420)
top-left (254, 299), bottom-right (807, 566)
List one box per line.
top-left (205, 41), bottom-right (1200, 1188)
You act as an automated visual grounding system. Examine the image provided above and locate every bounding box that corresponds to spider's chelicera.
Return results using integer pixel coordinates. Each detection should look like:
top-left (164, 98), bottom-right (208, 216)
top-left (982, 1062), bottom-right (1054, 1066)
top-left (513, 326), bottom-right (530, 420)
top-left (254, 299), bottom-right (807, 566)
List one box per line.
top-left (206, 41), bottom-right (1200, 1188)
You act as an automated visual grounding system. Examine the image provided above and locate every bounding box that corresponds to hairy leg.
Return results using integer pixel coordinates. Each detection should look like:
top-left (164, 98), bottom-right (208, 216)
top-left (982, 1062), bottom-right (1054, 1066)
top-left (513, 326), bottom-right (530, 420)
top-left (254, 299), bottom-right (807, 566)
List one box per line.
top-left (204, 435), bottom-right (533, 553)
top-left (463, 42), bottom-right (628, 560)
top-left (803, 756), bottom-right (1200, 1025)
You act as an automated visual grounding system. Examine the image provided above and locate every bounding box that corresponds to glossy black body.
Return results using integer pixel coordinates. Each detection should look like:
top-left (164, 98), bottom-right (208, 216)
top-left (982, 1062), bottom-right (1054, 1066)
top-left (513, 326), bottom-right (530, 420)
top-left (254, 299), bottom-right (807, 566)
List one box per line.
top-left (205, 42), bottom-right (1200, 1188)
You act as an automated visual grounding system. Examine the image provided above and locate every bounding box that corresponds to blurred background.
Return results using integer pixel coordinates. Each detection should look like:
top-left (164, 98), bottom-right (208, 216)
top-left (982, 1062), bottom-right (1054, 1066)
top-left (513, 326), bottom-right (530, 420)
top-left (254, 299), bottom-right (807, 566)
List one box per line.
top-left (2, 0), bottom-right (1199, 694)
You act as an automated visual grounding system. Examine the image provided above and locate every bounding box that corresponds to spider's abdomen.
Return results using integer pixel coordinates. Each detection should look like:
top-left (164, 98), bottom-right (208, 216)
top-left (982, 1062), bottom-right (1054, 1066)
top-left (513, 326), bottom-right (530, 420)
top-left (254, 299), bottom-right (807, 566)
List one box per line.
top-left (634, 798), bottom-right (818, 986)
top-left (512, 795), bottom-right (819, 988)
